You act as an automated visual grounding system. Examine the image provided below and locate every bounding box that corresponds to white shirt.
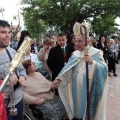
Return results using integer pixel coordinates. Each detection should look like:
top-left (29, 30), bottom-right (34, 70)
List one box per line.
top-left (24, 53), bottom-right (39, 63)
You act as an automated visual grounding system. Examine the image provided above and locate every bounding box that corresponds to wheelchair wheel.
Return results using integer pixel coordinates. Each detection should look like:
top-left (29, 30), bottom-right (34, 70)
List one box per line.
top-left (23, 109), bottom-right (37, 120)
top-left (23, 113), bottom-right (32, 120)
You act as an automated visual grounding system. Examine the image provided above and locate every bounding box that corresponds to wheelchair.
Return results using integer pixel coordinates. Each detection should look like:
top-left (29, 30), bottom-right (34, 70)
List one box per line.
top-left (23, 104), bottom-right (66, 120)
top-left (23, 105), bottom-right (53, 120)
top-left (23, 109), bottom-right (36, 120)
top-left (23, 104), bottom-right (44, 120)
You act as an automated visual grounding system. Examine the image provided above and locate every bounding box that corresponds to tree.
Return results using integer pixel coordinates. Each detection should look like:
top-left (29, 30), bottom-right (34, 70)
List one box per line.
top-left (21, 0), bottom-right (120, 36)
top-left (11, 11), bottom-right (22, 40)
top-left (90, 14), bottom-right (119, 36)
top-left (0, 7), bottom-right (5, 20)
top-left (22, 9), bottom-right (50, 39)
top-left (0, 8), bottom-right (21, 41)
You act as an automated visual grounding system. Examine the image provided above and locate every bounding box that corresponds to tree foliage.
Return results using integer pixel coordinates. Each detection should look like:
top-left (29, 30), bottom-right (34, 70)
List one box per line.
top-left (0, 7), bottom-right (5, 20)
top-left (21, 0), bottom-right (120, 36)
top-left (22, 10), bottom-right (49, 39)
top-left (91, 15), bottom-right (119, 36)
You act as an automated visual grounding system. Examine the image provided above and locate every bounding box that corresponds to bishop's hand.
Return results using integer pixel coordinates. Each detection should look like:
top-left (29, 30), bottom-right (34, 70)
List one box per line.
top-left (84, 53), bottom-right (93, 65)
top-left (51, 79), bottom-right (60, 89)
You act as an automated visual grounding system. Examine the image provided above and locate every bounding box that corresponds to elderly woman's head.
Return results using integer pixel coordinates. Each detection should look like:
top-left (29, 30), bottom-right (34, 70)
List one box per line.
top-left (22, 60), bottom-right (37, 74)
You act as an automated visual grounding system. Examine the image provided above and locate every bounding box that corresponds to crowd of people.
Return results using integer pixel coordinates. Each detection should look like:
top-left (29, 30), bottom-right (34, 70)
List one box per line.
top-left (89, 35), bottom-right (120, 77)
top-left (0, 19), bottom-right (120, 120)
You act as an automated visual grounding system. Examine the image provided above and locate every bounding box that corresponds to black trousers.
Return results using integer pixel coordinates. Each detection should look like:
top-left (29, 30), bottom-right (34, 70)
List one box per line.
top-left (108, 57), bottom-right (116, 74)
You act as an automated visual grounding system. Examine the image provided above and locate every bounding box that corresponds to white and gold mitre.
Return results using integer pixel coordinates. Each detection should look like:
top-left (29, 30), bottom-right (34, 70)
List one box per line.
top-left (73, 22), bottom-right (90, 38)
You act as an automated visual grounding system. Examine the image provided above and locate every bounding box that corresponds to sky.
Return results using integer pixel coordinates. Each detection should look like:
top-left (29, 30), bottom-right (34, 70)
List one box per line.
top-left (0, 0), bottom-right (24, 28)
top-left (0, 0), bottom-right (120, 29)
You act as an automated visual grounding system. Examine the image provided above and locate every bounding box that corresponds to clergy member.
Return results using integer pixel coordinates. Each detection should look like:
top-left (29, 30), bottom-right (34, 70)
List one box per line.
top-left (54, 22), bottom-right (108, 120)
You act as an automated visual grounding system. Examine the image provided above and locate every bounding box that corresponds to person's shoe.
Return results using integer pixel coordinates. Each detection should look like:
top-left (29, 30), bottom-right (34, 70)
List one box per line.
top-left (116, 60), bottom-right (118, 64)
top-left (109, 74), bottom-right (112, 77)
top-left (113, 73), bottom-right (118, 77)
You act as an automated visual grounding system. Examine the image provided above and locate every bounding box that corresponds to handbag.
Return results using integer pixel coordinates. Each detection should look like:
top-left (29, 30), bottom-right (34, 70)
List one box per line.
top-left (5, 48), bottom-right (20, 108)
top-left (0, 81), bottom-right (8, 120)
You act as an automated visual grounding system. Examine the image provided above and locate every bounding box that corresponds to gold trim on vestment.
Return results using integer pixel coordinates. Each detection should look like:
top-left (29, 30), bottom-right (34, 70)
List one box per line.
top-left (79, 57), bottom-right (84, 61)
top-left (98, 51), bottom-right (105, 62)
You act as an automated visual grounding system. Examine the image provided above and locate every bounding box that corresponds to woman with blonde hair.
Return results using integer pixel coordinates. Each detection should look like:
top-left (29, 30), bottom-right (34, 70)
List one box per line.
top-left (38, 37), bottom-right (52, 80)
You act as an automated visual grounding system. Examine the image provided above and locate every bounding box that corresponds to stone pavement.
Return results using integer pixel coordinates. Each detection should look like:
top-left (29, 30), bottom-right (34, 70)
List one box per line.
top-left (106, 63), bottom-right (120, 120)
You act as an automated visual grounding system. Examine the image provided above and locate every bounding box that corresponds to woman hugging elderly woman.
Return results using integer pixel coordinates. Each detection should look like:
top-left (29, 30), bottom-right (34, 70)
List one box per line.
top-left (22, 59), bottom-right (66, 120)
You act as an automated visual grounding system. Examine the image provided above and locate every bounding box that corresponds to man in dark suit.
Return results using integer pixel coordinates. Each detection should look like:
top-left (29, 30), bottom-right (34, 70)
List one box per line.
top-left (47, 32), bottom-right (74, 82)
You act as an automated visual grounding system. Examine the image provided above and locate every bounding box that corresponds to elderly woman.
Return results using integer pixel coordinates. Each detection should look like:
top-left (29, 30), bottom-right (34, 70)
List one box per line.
top-left (22, 59), bottom-right (66, 120)
top-left (107, 39), bottom-right (118, 77)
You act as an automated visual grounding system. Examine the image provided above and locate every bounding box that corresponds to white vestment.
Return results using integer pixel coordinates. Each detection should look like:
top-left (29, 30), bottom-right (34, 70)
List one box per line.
top-left (56, 46), bottom-right (108, 120)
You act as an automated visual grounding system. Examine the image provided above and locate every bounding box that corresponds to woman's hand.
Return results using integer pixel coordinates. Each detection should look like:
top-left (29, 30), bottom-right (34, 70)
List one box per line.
top-left (44, 46), bottom-right (49, 53)
top-left (35, 97), bottom-right (46, 105)
top-left (111, 50), bottom-right (116, 53)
